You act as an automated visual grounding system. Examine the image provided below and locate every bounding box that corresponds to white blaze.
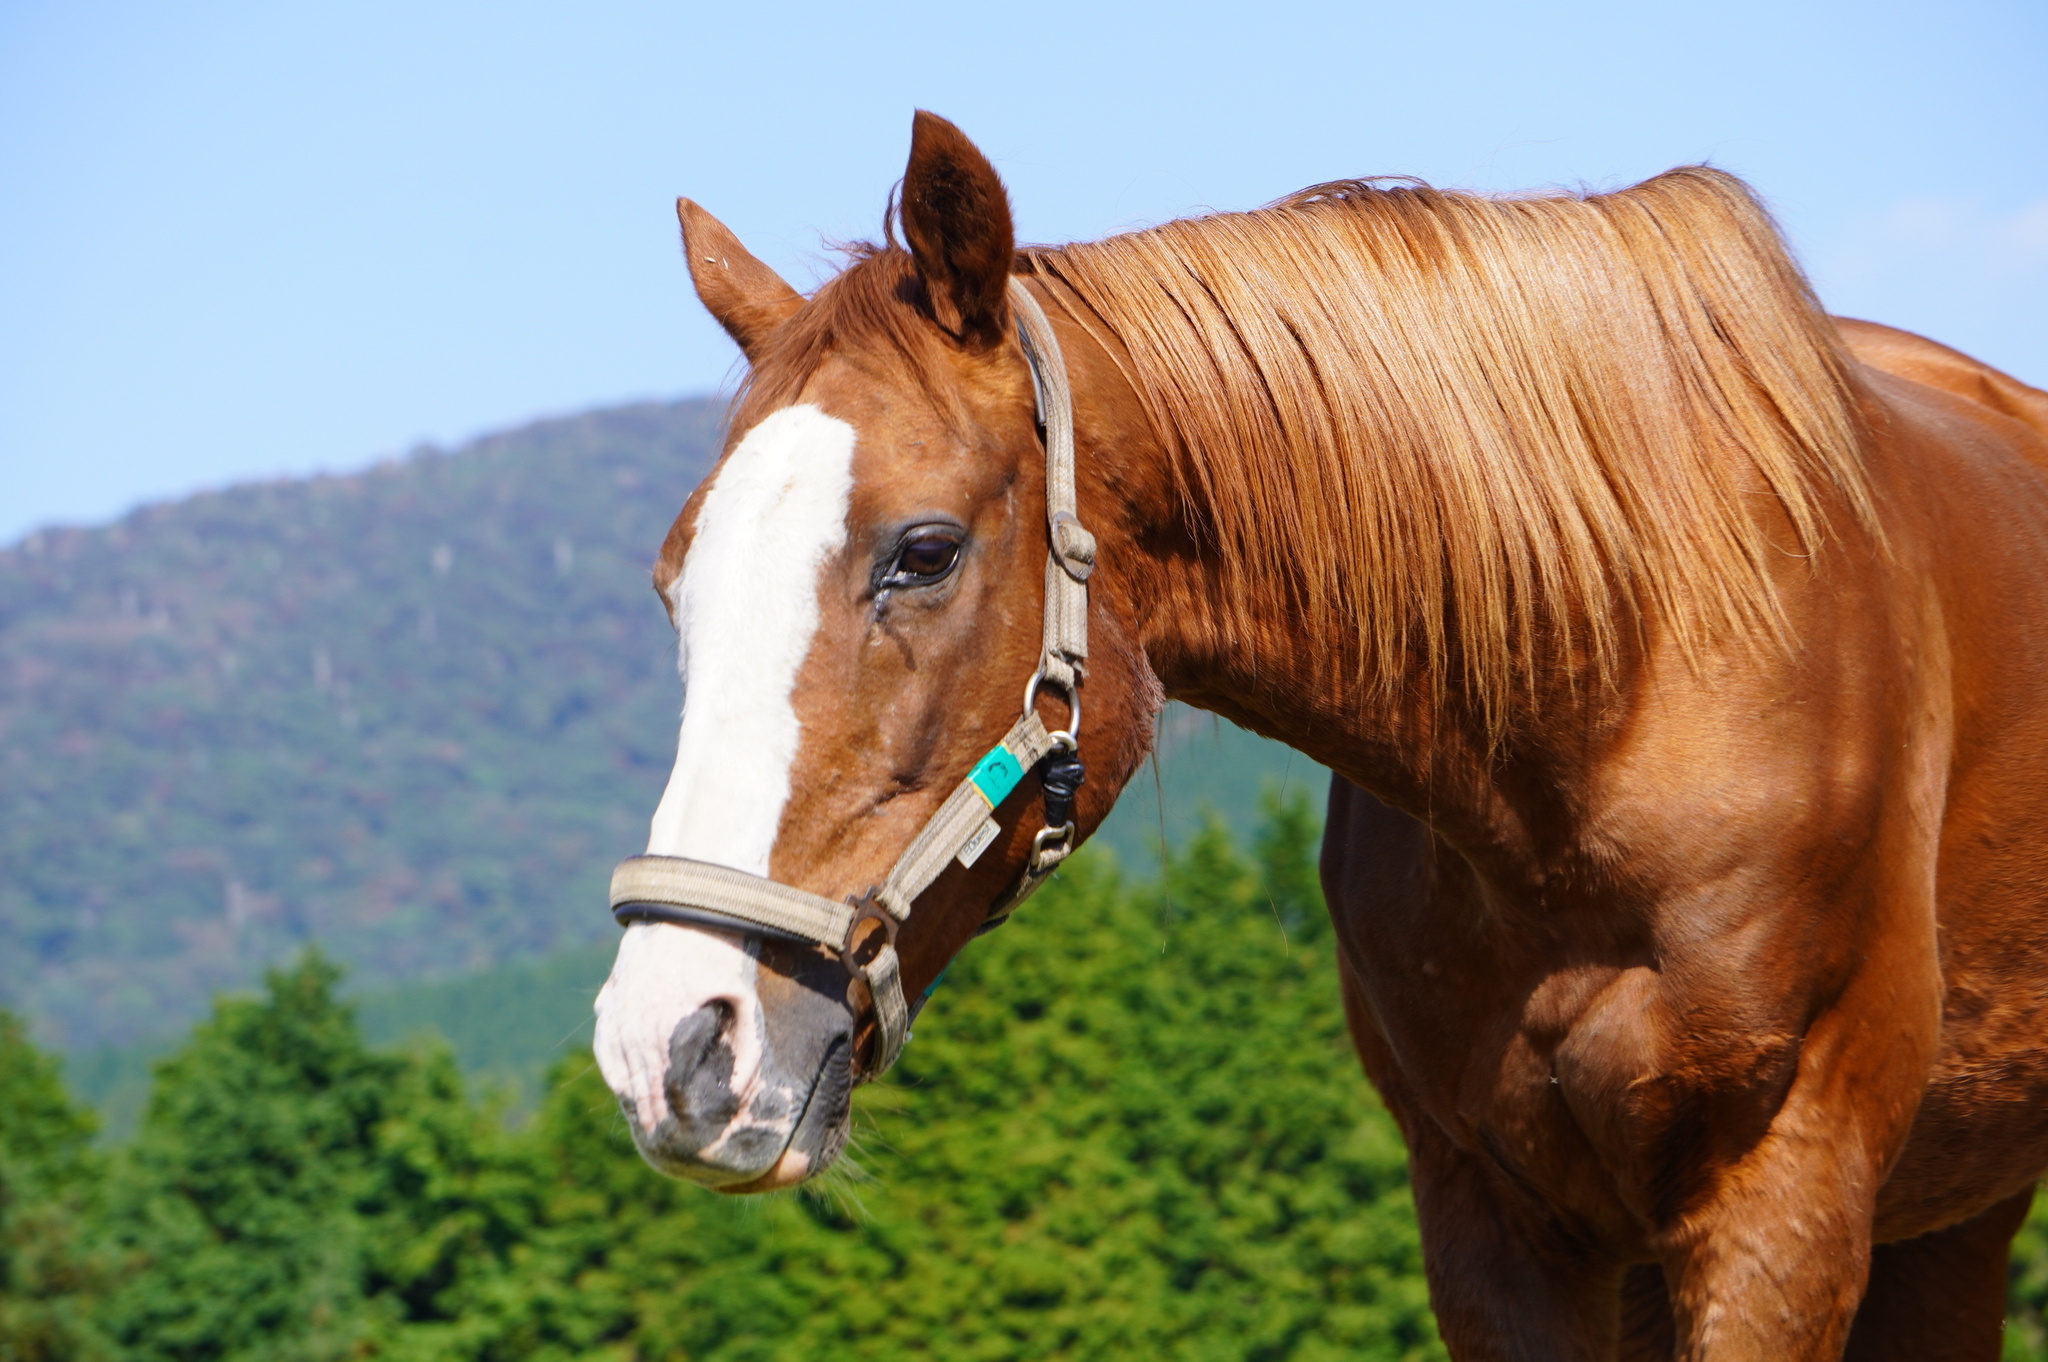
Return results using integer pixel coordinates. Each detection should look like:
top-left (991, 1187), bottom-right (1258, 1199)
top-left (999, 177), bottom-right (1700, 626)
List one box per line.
top-left (594, 405), bottom-right (858, 1136)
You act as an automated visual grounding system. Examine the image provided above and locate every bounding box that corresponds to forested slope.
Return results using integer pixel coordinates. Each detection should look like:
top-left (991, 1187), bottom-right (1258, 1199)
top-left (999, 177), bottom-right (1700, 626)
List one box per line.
top-left (1, 402), bottom-right (721, 1052)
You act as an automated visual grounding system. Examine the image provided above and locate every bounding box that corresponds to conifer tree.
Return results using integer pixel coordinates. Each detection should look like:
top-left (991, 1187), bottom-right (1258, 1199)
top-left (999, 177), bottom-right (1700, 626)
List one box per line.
top-left (96, 952), bottom-right (512, 1362)
top-left (0, 1010), bottom-right (109, 1361)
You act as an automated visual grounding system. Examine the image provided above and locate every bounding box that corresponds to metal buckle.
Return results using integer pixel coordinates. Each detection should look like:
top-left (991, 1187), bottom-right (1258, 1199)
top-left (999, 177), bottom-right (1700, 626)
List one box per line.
top-left (1028, 821), bottom-right (1076, 874)
top-left (1023, 669), bottom-right (1081, 740)
top-left (842, 890), bottom-right (899, 966)
top-left (842, 890), bottom-right (901, 1078)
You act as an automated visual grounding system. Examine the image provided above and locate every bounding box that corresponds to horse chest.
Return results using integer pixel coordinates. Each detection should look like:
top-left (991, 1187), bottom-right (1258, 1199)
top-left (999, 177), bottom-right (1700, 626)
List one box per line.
top-left (1320, 779), bottom-right (1827, 1240)
top-left (1324, 841), bottom-right (1665, 1228)
top-left (1347, 929), bottom-right (1668, 1226)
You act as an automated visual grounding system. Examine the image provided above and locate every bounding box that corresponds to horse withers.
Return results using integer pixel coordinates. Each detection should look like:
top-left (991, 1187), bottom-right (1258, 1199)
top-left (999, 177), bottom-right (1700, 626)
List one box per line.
top-left (591, 112), bottom-right (2048, 1360)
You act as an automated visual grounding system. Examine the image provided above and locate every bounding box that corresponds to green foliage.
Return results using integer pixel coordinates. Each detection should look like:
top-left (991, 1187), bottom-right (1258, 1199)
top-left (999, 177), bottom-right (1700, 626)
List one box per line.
top-left (353, 944), bottom-right (617, 1118)
top-left (0, 1011), bottom-right (108, 1361)
top-left (1100, 711), bottom-right (1326, 878)
top-left (2008, 1192), bottom-right (2048, 1360)
top-left (18, 798), bottom-right (2048, 1356)
top-left (96, 953), bottom-right (511, 1361)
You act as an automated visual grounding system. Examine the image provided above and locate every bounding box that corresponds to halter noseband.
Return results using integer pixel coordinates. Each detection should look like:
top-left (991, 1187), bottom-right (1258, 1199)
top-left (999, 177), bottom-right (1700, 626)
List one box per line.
top-left (608, 278), bottom-right (1093, 1080)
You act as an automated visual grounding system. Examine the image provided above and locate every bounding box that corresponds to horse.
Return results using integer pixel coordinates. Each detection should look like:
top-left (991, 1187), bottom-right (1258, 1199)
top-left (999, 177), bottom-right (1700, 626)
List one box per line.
top-left (589, 112), bottom-right (2048, 1361)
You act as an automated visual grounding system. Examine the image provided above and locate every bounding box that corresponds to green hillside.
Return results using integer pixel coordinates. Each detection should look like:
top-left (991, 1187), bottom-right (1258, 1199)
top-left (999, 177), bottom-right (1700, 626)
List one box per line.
top-left (1, 402), bottom-right (717, 1053)
top-left (1, 398), bottom-right (1326, 1076)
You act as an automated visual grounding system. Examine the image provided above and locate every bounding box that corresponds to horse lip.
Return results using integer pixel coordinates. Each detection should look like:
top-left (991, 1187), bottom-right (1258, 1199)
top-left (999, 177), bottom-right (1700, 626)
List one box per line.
top-left (714, 1052), bottom-right (846, 1194)
top-left (704, 1034), bottom-right (853, 1193)
top-left (627, 1094), bottom-right (779, 1187)
top-left (782, 1032), bottom-right (855, 1178)
top-left (625, 1031), bottom-right (853, 1190)
top-left (716, 1145), bottom-right (813, 1194)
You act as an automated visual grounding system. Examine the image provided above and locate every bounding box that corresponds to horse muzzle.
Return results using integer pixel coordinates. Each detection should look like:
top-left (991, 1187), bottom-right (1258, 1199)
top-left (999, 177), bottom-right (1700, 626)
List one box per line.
top-left (593, 923), bottom-right (856, 1189)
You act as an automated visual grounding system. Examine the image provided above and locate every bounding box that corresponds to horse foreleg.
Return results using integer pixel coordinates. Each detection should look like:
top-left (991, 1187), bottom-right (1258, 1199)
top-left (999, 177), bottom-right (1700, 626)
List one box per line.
top-left (1647, 994), bottom-right (1938, 1361)
top-left (1598, 1184), bottom-right (2028, 1362)
top-left (1336, 958), bottom-right (1627, 1360)
top-left (1652, 1149), bottom-right (1871, 1358)
top-left (1842, 1188), bottom-right (2034, 1362)
top-left (1406, 1117), bottom-right (1629, 1362)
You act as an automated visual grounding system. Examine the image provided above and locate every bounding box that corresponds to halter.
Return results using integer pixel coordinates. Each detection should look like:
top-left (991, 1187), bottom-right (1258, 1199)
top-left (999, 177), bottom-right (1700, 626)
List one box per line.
top-left (608, 278), bottom-right (1094, 1079)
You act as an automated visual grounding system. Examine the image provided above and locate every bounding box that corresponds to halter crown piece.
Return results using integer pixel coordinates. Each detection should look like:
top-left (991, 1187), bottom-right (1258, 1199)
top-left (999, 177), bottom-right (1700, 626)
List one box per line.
top-left (608, 278), bottom-right (1092, 1080)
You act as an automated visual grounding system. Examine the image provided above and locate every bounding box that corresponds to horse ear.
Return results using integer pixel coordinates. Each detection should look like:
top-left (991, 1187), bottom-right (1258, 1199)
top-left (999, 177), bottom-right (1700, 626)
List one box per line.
top-left (677, 198), bottom-right (803, 360)
top-left (900, 111), bottom-right (1014, 350)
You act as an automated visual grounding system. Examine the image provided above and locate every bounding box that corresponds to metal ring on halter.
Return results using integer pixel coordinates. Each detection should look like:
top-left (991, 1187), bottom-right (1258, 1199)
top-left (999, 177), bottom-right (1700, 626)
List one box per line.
top-left (841, 892), bottom-right (899, 960)
top-left (1029, 821), bottom-right (1077, 873)
top-left (1022, 669), bottom-right (1081, 739)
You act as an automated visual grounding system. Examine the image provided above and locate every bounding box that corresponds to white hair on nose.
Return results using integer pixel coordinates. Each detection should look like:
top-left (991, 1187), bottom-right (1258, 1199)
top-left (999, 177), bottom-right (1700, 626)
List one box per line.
top-left (595, 405), bottom-right (858, 1134)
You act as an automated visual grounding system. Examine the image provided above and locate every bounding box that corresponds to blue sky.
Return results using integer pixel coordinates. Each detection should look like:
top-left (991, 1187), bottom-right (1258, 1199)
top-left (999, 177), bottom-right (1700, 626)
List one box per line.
top-left (3, 0), bottom-right (2044, 543)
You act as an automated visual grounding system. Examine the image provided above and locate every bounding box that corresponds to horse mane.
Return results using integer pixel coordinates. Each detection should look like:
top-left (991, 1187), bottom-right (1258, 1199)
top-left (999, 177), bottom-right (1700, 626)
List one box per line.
top-left (767, 167), bottom-right (1878, 732)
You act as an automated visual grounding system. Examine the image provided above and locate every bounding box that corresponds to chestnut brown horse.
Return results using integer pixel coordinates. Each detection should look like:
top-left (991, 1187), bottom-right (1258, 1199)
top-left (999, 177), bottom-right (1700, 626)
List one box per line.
top-left (591, 112), bottom-right (2048, 1361)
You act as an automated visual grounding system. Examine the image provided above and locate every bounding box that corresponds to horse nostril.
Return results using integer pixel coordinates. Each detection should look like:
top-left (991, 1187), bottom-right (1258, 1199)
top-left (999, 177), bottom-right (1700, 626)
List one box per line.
top-left (665, 1002), bottom-right (740, 1134)
top-left (669, 998), bottom-right (732, 1062)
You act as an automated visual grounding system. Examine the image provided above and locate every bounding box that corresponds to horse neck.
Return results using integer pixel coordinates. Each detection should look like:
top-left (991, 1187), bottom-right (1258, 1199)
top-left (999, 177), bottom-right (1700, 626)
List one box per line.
top-left (1130, 541), bottom-right (1588, 867)
top-left (1058, 311), bottom-right (1611, 875)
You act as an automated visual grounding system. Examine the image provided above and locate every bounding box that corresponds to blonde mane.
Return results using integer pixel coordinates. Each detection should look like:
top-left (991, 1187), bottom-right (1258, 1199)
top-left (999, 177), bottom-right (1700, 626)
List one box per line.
top-left (1020, 167), bottom-right (1877, 730)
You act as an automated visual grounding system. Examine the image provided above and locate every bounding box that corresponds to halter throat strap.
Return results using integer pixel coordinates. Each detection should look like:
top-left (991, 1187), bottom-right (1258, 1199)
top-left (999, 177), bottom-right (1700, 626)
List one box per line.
top-left (608, 277), bottom-right (1091, 1080)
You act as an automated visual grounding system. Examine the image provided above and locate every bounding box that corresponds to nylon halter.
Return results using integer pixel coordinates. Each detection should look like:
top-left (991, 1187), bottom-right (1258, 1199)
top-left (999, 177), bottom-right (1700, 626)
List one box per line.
top-left (608, 278), bottom-right (1094, 1079)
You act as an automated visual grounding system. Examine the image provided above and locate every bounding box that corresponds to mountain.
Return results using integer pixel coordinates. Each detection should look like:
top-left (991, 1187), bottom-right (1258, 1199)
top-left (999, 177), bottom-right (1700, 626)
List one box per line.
top-left (2, 401), bottom-right (721, 1053)
top-left (0, 397), bottom-right (1324, 1065)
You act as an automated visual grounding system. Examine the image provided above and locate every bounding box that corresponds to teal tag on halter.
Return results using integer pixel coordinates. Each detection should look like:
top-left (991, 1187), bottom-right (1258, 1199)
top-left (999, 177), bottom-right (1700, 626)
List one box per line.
top-left (968, 744), bottom-right (1026, 808)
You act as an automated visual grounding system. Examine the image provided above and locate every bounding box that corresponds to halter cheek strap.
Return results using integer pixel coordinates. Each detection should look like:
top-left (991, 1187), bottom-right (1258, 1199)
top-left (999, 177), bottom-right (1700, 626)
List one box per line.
top-left (608, 278), bottom-right (1091, 1081)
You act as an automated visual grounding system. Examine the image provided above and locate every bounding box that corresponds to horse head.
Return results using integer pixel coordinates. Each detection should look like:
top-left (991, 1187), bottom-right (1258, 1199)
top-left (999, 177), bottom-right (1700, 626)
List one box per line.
top-left (592, 112), bottom-right (1161, 1190)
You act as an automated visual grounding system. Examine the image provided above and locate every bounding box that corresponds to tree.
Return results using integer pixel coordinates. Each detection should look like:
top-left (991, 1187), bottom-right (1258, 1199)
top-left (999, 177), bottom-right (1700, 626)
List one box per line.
top-left (96, 952), bottom-right (516, 1362)
top-left (33, 792), bottom-right (2048, 1358)
top-left (0, 1010), bottom-right (109, 1362)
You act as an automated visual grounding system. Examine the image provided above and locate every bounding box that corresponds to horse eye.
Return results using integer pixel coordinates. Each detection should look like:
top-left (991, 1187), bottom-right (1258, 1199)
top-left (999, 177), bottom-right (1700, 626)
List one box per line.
top-left (892, 535), bottom-right (960, 582)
